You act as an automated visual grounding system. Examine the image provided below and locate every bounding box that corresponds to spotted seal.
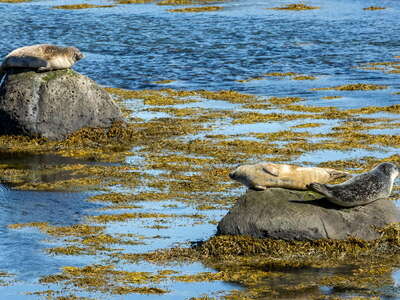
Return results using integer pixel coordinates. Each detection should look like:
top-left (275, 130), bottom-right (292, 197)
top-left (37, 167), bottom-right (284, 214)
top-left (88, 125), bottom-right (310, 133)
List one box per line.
top-left (307, 162), bottom-right (399, 207)
top-left (229, 163), bottom-right (349, 191)
top-left (0, 44), bottom-right (84, 73)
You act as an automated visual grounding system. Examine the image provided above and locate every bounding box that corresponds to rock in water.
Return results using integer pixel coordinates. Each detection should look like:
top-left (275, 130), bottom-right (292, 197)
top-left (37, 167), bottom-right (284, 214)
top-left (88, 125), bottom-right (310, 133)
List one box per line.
top-left (0, 69), bottom-right (123, 140)
top-left (217, 188), bottom-right (400, 241)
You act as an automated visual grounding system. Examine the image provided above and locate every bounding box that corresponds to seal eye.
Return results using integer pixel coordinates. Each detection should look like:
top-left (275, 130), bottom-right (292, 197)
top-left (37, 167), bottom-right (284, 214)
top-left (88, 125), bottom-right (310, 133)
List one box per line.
top-left (74, 50), bottom-right (84, 61)
top-left (379, 163), bottom-right (398, 176)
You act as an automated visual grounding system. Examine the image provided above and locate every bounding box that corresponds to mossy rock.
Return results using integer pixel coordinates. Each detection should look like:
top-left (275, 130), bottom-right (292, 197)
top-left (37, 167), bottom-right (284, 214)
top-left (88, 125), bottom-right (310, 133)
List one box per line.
top-left (217, 188), bottom-right (400, 240)
top-left (0, 69), bottom-right (123, 140)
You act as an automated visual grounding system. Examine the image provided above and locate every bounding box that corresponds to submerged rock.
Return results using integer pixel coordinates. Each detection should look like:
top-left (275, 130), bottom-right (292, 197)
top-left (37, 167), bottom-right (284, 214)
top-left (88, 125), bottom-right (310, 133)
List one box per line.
top-left (0, 69), bottom-right (123, 140)
top-left (217, 188), bottom-right (400, 241)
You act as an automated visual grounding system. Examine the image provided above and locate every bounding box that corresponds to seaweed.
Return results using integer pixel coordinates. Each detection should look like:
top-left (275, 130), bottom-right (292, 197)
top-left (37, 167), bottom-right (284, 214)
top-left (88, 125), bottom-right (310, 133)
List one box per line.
top-left (311, 83), bottom-right (388, 91)
top-left (270, 3), bottom-right (320, 10)
top-left (52, 4), bottom-right (115, 9)
top-left (117, 0), bottom-right (155, 3)
top-left (158, 0), bottom-right (226, 5)
top-left (168, 6), bottom-right (222, 12)
top-left (363, 6), bottom-right (386, 10)
top-left (1, 85), bottom-right (399, 298)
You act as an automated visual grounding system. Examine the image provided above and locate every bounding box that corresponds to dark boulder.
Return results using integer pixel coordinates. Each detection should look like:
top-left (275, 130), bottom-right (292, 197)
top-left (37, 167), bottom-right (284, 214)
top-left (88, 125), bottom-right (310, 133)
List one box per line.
top-left (217, 188), bottom-right (400, 241)
top-left (0, 69), bottom-right (123, 140)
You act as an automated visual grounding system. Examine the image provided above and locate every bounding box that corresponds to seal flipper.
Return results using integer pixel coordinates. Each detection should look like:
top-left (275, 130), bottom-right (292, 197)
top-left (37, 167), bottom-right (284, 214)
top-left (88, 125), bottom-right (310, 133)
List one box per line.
top-left (0, 71), bottom-right (7, 89)
top-left (327, 170), bottom-right (350, 180)
top-left (307, 182), bottom-right (333, 198)
top-left (252, 185), bottom-right (267, 191)
top-left (262, 165), bottom-right (279, 177)
top-left (0, 65), bottom-right (6, 88)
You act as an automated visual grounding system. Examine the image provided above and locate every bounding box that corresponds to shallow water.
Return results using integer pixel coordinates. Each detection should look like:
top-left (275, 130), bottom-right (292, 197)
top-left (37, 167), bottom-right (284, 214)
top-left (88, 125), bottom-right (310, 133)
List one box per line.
top-left (0, 0), bottom-right (400, 299)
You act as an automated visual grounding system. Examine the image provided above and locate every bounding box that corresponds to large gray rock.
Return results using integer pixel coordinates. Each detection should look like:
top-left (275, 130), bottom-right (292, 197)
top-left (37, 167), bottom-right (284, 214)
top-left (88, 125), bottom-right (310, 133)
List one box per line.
top-left (0, 69), bottom-right (123, 140)
top-left (217, 188), bottom-right (400, 241)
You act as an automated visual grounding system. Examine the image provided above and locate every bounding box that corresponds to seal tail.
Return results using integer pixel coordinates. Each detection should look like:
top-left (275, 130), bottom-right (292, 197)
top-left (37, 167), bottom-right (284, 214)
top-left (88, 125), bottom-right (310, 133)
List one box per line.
top-left (307, 182), bottom-right (331, 197)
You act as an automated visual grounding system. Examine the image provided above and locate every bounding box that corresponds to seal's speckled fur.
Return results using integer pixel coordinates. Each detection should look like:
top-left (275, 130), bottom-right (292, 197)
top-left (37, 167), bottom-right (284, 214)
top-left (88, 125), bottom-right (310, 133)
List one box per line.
top-left (307, 162), bottom-right (399, 207)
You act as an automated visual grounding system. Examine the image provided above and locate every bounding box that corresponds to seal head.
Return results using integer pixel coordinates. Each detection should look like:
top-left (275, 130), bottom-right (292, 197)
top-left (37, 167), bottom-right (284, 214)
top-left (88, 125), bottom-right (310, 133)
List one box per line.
top-left (71, 47), bottom-right (84, 61)
top-left (307, 162), bottom-right (399, 207)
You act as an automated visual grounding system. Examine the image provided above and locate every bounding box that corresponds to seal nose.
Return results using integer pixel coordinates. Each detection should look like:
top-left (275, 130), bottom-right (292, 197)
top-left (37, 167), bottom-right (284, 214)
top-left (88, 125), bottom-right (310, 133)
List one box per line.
top-left (229, 172), bottom-right (236, 180)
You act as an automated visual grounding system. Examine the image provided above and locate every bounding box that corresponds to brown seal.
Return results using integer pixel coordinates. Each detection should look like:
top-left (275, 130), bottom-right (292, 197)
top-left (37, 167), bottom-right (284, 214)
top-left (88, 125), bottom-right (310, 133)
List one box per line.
top-left (229, 163), bottom-right (349, 191)
top-left (0, 44), bottom-right (84, 73)
top-left (307, 162), bottom-right (399, 207)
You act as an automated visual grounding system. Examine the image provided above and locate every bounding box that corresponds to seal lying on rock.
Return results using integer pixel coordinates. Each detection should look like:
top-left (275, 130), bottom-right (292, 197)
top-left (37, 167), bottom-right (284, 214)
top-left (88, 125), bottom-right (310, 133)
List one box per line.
top-left (307, 162), bottom-right (399, 207)
top-left (229, 163), bottom-right (348, 190)
top-left (0, 44), bottom-right (84, 73)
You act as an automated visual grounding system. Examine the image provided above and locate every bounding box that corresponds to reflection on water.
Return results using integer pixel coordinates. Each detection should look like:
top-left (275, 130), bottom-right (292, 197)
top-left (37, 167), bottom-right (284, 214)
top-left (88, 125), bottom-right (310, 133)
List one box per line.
top-left (0, 188), bottom-right (98, 279)
top-left (0, 151), bottom-right (88, 168)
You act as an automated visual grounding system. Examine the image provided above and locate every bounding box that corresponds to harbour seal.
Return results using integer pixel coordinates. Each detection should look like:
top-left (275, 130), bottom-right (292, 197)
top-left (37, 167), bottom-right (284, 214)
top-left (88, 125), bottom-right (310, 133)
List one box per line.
top-left (307, 162), bottom-right (399, 207)
top-left (229, 163), bottom-right (349, 191)
top-left (0, 44), bottom-right (84, 73)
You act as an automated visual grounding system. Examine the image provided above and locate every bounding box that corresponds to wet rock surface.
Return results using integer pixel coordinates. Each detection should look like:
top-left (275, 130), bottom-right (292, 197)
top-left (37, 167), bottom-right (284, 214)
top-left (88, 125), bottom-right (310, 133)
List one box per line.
top-left (0, 69), bottom-right (123, 140)
top-left (217, 188), bottom-right (400, 241)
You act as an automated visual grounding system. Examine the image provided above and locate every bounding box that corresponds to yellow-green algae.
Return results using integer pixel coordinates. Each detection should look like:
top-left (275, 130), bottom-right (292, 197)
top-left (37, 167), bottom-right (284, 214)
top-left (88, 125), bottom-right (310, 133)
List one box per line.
top-left (197, 89), bottom-right (258, 103)
top-left (52, 4), bottom-right (115, 9)
top-left (196, 204), bottom-right (220, 210)
top-left (292, 75), bottom-right (317, 80)
top-left (110, 223), bottom-right (400, 298)
top-left (0, 271), bottom-right (15, 287)
top-left (311, 83), bottom-right (388, 91)
top-left (363, 61), bottom-right (400, 67)
top-left (241, 103), bottom-right (272, 110)
top-left (321, 95), bottom-right (342, 100)
top-left (105, 87), bottom-right (264, 105)
top-left (238, 72), bottom-right (316, 82)
top-left (151, 79), bottom-right (175, 84)
top-left (104, 87), bottom-right (198, 100)
top-left (9, 222), bottom-right (145, 256)
top-left (88, 212), bottom-right (205, 224)
top-left (2, 85), bottom-right (400, 298)
top-left (268, 96), bottom-right (303, 105)
top-left (263, 72), bottom-right (298, 77)
top-left (157, 0), bottom-right (226, 5)
top-left (363, 6), bottom-right (386, 10)
top-left (270, 3), bottom-right (320, 10)
top-left (89, 191), bottom-right (185, 203)
top-left (168, 6), bottom-right (222, 12)
top-left (117, 0), bottom-right (155, 3)
top-left (359, 66), bottom-right (386, 71)
top-left (105, 87), bottom-right (199, 105)
top-left (0, 163), bottom-right (142, 191)
top-left (388, 69), bottom-right (400, 74)
top-left (40, 265), bottom-right (168, 295)
top-left (0, 115), bottom-right (208, 166)
top-left (290, 122), bottom-right (323, 128)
